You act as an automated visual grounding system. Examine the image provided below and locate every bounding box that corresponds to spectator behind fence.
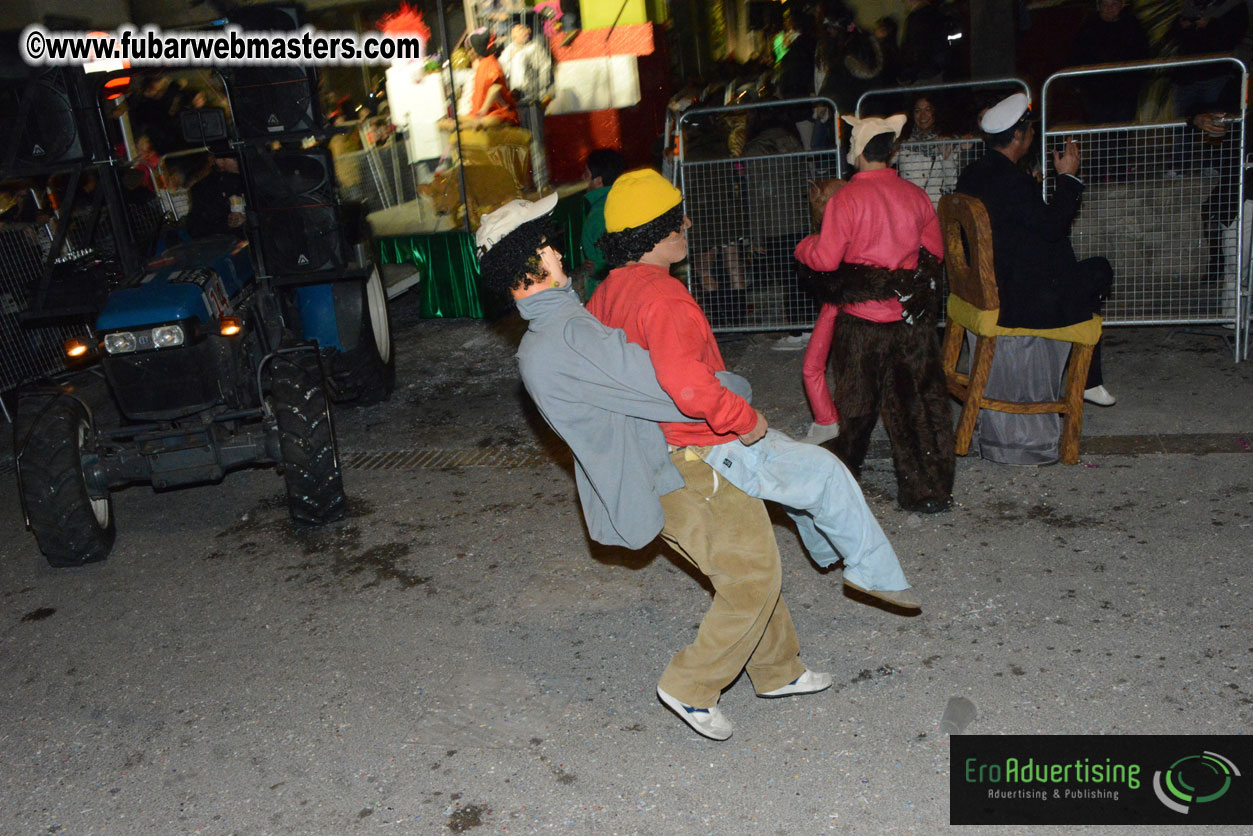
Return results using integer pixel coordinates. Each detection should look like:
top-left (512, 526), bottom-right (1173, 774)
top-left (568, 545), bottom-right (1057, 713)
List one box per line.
top-left (1068, 0), bottom-right (1150, 126)
top-left (129, 76), bottom-right (183, 156)
top-left (579, 148), bottom-right (626, 299)
top-left (742, 109), bottom-right (810, 307)
top-left (794, 115), bottom-right (954, 513)
top-left (899, 0), bottom-right (949, 84)
top-left (181, 152), bottom-right (246, 240)
top-left (895, 94), bottom-right (960, 208)
top-left (1172, 0), bottom-right (1249, 118)
top-left (954, 93), bottom-right (1116, 407)
top-left (133, 135), bottom-right (163, 192)
top-left (874, 16), bottom-right (901, 89)
top-left (1192, 112), bottom-right (1248, 319)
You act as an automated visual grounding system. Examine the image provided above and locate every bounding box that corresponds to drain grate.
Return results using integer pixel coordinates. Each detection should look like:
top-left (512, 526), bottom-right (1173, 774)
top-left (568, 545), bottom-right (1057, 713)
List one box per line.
top-left (339, 433), bottom-right (1252, 470)
top-left (341, 447), bottom-right (567, 470)
top-left (0, 433), bottom-right (1248, 479)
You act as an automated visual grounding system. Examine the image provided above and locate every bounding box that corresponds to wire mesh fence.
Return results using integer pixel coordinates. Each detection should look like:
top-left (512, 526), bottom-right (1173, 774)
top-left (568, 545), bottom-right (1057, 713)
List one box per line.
top-left (895, 138), bottom-right (984, 209)
top-left (678, 98), bottom-right (841, 332)
top-left (333, 129), bottom-right (420, 213)
top-left (0, 224), bottom-right (89, 395)
top-left (0, 175), bottom-right (168, 397)
top-left (1042, 57), bottom-right (1249, 359)
top-left (1041, 123), bottom-right (1245, 325)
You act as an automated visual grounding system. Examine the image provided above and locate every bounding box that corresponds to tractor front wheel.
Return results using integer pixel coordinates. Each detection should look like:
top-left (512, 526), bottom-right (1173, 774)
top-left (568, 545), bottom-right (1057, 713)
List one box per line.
top-left (269, 351), bottom-right (347, 525)
top-left (15, 395), bottom-right (115, 567)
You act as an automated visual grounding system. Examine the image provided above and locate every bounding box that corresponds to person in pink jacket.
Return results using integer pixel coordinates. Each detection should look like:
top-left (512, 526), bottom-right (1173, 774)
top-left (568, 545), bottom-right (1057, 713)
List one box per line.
top-left (794, 114), bottom-right (954, 514)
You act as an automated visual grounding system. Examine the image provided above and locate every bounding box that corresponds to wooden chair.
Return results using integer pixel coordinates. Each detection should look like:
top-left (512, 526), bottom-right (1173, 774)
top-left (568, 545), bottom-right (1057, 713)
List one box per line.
top-left (937, 193), bottom-right (1102, 466)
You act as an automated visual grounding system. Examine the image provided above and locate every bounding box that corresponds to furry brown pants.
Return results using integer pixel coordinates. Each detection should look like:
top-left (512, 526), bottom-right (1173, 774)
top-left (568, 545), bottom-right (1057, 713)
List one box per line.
top-left (824, 316), bottom-right (955, 510)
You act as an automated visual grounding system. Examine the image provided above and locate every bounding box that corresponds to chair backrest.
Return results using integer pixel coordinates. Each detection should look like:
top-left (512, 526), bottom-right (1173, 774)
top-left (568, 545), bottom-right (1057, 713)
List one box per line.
top-left (937, 192), bottom-right (999, 311)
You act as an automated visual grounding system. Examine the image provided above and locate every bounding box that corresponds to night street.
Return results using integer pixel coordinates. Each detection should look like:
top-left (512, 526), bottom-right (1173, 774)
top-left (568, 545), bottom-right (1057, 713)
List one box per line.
top-left (2, 291), bottom-right (1251, 835)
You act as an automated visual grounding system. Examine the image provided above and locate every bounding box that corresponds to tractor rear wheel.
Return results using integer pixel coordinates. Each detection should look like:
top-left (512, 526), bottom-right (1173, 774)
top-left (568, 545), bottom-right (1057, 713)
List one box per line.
top-left (333, 265), bottom-right (395, 405)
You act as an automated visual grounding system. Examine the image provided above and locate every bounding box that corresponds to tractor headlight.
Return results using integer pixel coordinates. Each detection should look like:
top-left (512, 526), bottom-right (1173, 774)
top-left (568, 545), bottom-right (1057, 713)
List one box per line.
top-left (152, 324), bottom-right (185, 348)
top-left (104, 332), bottom-right (137, 354)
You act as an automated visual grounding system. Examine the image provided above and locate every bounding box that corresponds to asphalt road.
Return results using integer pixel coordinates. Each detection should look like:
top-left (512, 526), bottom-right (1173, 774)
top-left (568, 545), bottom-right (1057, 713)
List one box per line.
top-left (1, 293), bottom-right (1250, 835)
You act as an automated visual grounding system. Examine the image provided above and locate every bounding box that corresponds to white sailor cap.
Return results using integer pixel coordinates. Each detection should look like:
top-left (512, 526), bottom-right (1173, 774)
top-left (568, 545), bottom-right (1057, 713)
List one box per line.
top-left (979, 92), bottom-right (1031, 134)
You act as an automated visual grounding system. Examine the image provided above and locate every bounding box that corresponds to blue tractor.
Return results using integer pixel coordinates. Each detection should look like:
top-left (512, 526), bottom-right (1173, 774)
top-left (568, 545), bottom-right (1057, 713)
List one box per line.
top-left (4, 17), bottom-right (393, 567)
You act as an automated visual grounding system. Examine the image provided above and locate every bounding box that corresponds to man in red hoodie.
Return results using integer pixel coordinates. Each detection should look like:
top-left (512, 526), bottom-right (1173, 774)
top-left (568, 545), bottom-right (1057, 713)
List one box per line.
top-left (587, 169), bottom-right (830, 741)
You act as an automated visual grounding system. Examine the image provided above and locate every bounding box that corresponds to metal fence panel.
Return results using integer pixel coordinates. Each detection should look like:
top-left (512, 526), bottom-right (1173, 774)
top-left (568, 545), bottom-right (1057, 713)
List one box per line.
top-left (895, 138), bottom-right (984, 208)
top-left (1042, 58), bottom-right (1249, 360)
top-left (856, 78), bottom-right (1031, 123)
top-left (678, 98), bottom-right (841, 332)
top-left (0, 224), bottom-right (89, 395)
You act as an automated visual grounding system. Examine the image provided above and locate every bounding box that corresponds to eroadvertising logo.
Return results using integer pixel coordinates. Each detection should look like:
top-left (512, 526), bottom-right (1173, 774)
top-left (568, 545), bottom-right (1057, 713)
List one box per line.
top-left (1152, 751), bottom-right (1240, 814)
top-left (950, 736), bottom-right (1253, 825)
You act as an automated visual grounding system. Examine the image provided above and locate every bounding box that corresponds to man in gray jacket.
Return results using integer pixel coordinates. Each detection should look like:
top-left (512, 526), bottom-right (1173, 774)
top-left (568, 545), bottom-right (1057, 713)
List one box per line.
top-left (476, 194), bottom-right (917, 740)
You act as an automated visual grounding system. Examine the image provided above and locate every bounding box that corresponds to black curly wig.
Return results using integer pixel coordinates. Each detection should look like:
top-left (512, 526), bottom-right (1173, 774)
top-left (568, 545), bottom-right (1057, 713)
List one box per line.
top-left (598, 204), bottom-right (686, 269)
top-left (476, 215), bottom-right (559, 317)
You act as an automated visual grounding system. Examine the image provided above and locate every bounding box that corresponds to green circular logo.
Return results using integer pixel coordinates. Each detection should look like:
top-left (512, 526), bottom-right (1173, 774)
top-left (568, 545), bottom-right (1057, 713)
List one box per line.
top-left (1153, 752), bottom-right (1240, 814)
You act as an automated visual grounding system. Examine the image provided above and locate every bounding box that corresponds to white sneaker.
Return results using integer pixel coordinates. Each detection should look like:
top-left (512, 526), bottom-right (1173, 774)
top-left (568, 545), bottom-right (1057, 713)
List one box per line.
top-left (803, 421), bottom-right (840, 444)
top-left (657, 686), bottom-right (733, 740)
top-left (759, 669), bottom-right (834, 698)
top-left (772, 332), bottom-right (812, 351)
top-left (1083, 385), bottom-right (1116, 407)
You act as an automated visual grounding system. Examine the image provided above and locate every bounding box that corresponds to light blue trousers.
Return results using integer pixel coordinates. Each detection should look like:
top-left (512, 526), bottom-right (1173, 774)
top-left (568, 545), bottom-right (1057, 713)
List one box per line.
top-left (700, 430), bottom-right (909, 592)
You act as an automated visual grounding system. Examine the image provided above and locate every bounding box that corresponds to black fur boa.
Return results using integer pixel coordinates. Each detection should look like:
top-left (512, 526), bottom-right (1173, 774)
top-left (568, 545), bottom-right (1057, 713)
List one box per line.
top-left (798, 248), bottom-right (944, 323)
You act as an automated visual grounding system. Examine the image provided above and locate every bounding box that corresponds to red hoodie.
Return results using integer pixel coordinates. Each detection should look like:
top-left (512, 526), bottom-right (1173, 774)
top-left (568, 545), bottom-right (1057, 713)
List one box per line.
top-left (587, 262), bottom-right (758, 447)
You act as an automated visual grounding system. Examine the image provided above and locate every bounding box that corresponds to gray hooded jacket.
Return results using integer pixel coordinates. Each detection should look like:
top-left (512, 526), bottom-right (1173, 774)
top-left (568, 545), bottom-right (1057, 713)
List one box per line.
top-left (515, 286), bottom-right (748, 549)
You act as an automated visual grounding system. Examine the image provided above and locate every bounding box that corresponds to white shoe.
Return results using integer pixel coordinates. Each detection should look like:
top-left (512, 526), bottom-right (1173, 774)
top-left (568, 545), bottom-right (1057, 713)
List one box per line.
top-left (772, 332), bottom-right (811, 351)
top-left (759, 669), bottom-right (834, 698)
top-left (1083, 385), bottom-right (1116, 407)
top-left (803, 421), bottom-right (840, 444)
top-left (657, 686), bottom-right (733, 740)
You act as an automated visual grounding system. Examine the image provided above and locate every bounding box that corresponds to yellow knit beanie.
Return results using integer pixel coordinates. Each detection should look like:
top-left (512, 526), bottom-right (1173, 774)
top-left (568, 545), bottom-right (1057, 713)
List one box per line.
top-left (603, 168), bottom-right (683, 234)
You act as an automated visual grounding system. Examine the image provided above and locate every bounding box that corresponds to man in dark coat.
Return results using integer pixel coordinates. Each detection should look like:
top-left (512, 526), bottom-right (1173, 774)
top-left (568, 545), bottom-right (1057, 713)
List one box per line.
top-left (954, 93), bottom-right (1115, 406)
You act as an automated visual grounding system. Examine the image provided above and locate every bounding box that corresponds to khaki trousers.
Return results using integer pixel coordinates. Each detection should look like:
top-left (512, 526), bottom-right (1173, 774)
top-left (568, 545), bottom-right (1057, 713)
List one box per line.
top-left (656, 450), bottom-right (805, 708)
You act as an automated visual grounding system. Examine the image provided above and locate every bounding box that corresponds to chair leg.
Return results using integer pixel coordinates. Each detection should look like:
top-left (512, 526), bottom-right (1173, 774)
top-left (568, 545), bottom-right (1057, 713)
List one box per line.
top-left (1059, 343), bottom-right (1094, 465)
top-left (954, 334), bottom-right (996, 456)
top-left (941, 318), bottom-right (964, 378)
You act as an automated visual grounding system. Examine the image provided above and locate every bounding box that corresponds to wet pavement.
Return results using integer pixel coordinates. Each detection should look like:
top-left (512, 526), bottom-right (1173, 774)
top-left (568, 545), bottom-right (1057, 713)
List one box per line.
top-left (0, 291), bottom-right (1251, 835)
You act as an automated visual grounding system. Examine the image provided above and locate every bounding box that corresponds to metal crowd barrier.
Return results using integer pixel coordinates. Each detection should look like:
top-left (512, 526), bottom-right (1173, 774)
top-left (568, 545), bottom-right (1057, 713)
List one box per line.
top-left (677, 97), bottom-right (841, 332)
top-left (1041, 57), bottom-right (1249, 360)
top-left (0, 177), bottom-right (167, 401)
top-left (855, 78), bottom-right (1026, 208)
top-left (855, 77), bottom-right (1031, 121)
top-left (0, 222), bottom-right (90, 399)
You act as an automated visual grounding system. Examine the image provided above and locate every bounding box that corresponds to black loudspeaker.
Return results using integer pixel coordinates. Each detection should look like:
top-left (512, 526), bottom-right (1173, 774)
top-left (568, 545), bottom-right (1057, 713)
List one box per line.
top-left (248, 148), bottom-right (345, 275)
top-left (0, 32), bottom-right (84, 173)
top-left (224, 4), bottom-right (321, 139)
top-left (229, 70), bottom-right (320, 138)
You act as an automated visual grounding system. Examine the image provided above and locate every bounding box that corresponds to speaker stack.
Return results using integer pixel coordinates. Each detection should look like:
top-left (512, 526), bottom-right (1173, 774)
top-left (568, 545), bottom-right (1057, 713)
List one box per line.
top-left (247, 147), bottom-right (345, 276)
top-left (224, 4), bottom-right (322, 140)
top-left (0, 32), bottom-right (85, 174)
top-left (224, 4), bottom-right (347, 279)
